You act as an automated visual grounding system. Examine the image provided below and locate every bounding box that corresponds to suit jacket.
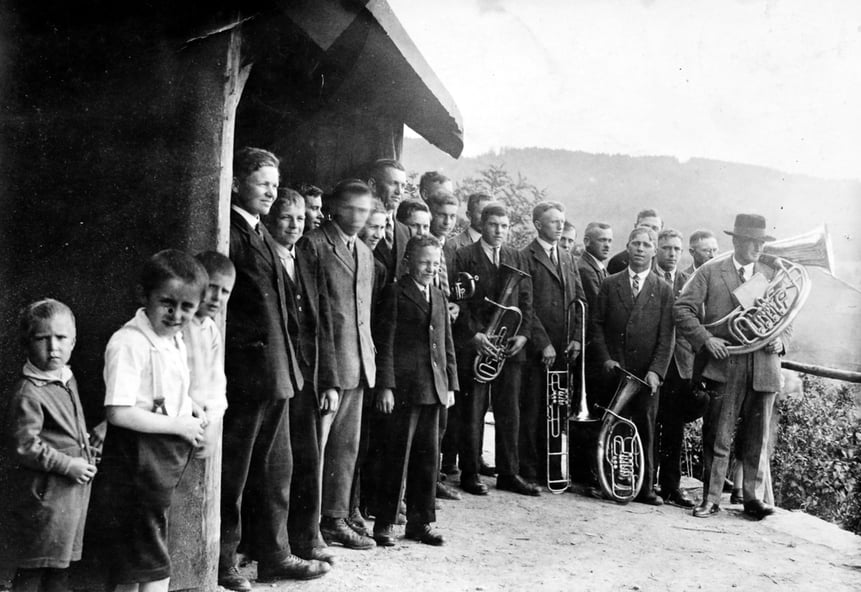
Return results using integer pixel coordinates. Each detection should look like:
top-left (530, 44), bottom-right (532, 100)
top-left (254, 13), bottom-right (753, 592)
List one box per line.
top-left (373, 218), bottom-right (410, 284)
top-left (655, 266), bottom-right (694, 379)
top-left (674, 256), bottom-right (788, 391)
top-left (446, 227), bottom-right (477, 253)
top-left (226, 209), bottom-right (302, 401)
top-left (521, 239), bottom-right (585, 360)
top-left (453, 241), bottom-right (532, 363)
top-left (590, 270), bottom-right (674, 380)
top-left (293, 242), bottom-right (339, 393)
top-left (578, 251), bottom-right (606, 313)
top-left (374, 277), bottom-right (459, 405)
top-left (298, 221), bottom-right (376, 390)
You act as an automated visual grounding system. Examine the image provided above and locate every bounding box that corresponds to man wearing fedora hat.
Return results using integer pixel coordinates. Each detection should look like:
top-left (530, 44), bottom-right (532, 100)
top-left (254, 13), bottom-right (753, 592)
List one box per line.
top-left (674, 213), bottom-right (790, 520)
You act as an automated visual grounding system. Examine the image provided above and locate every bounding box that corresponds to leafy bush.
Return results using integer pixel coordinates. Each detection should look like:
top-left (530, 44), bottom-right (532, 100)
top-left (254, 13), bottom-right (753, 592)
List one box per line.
top-left (772, 375), bottom-right (861, 534)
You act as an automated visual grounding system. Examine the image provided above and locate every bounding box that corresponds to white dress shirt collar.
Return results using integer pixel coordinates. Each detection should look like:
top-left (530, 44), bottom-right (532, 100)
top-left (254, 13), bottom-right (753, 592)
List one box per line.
top-left (732, 257), bottom-right (755, 281)
top-left (232, 204), bottom-right (260, 230)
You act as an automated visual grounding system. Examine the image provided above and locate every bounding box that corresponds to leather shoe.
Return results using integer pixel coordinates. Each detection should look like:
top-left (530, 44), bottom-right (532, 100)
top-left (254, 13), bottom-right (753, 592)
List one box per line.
top-left (346, 508), bottom-right (372, 537)
top-left (635, 492), bottom-right (664, 506)
top-left (320, 517), bottom-right (376, 550)
top-left (743, 500), bottom-right (775, 520)
top-left (479, 459), bottom-right (497, 477)
top-left (405, 522), bottom-right (444, 546)
top-left (293, 545), bottom-right (335, 565)
top-left (730, 490), bottom-right (744, 505)
top-left (257, 555), bottom-right (330, 582)
top-left (373, 521), bottom-right (396, 547)
top-left (497, 474), bottom-right (540, 496)
top-left (441, 463), bottom-right (460, 478)
top-left (692, 502), bottom-right (721, 518)
top-left (664, 488), bottom-right (696, 508)
top-left (217, 566), bottom-right (251, 591)
top-left (436, 480), bottom-right (463, 500)
top-left (460, 472), bottom-right (489, 495)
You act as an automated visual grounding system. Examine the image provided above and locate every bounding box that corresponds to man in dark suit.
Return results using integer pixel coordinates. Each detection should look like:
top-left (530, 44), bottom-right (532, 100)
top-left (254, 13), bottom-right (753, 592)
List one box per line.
top-left (652, 229), bottom-right (698, 508)
top-left (590, 227), bottom-right (674, 506)
top-left (299, 179), bottom-right (377, 549)
top-left (519, 201), bottom-right (585, 486)
top-left (453, 202), bottom-right (538, 496)
top-left (220, 148), bottom-right (329, 591)
top-left (263, 189), bottom-right (339, 564)
top-left (606, 209), bottom-right (663, 274)
top-left (372, 235), bottom-right (459, 546)
top-left (683, 229), bottom-right (720, 275)
top-left (368, 159), bottom-right (409, 284)
top-left (675, 214), bottom-right (789, 520)
top-left (578, 222), bottom-right (613, 314)
top-left (446, 192), bottom-right (493, 253)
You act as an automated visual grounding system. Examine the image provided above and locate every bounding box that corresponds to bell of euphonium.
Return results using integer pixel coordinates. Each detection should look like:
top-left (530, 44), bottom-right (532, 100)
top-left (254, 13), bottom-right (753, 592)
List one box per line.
top-left (451, 271), bottom-right (478, 301)
top-left (595, 368), bottom-right (647, 504)
top-left (697, 226), bottom-right (828, 355)
top-left (473, 263), bottom-right (531, 384)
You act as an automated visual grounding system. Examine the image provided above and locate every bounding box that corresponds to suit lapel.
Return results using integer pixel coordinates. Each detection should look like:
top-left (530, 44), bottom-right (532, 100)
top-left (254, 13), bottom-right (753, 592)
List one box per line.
top-left (231, 210), bottom-right (271, 263)
top-left (720, 257), bottom-right (742, 306)
top-left (323, 222), bottom-right (357, 272)
top-left (633, 272), bottom-right (657, 313)
top-left (614, 273), bottom-right (634, 314)
top-left (403, 278), bottom-right (430, 313)
top-left (530, 240), bottom-right (561, 284)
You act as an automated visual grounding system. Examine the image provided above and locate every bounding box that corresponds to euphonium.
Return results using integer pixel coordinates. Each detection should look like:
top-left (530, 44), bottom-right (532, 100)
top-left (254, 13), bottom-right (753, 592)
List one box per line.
top-left (473, 263), bottom-right (531, 384)
top-left (697, 226), bottom-right (830, 355)
top-left (451, 271), bottom-right (478, 301)
top-left (594, 368), bottom-right (647, 504)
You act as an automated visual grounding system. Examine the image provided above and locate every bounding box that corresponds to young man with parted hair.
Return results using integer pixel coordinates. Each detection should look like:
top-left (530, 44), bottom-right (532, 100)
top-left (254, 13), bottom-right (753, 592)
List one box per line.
top-left (446, 192), bottom-right (493, 253)
top-left (519, 201), bottom-right (585, 486)
top-left (578, 221), bottom-right (614, 313)
top-left (418, 171), bottom-right (453, 202)
top-left (453, 202), bottom-right (537, 496)
top-left (606, 209), bottom-right (664, 274)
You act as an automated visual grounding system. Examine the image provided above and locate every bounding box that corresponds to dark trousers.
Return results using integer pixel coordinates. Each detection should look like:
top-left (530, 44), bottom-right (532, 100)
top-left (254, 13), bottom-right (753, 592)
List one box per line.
top-left (701, 355), bottom-right (775, 505)
top-left (12, 568), bottom-right (69, 592)
top-left (656, 361), bottom-right (689, 493)
top-left (440, 391), bottom-right (463, 469)
top-left (460, 361), bottom-right (522, 477)
top-left (355, 394), bottom-right (389, 517)
top-left (288, 384), bottom-right (323, 551)
top-left (320, 386), bottom-right (364, 518)
top-left (378, 403), bottom-right (440, 525)
top-left (220, 398), bottom-right (292, 568)
top-left (630, 385), bottom-right (659, 497)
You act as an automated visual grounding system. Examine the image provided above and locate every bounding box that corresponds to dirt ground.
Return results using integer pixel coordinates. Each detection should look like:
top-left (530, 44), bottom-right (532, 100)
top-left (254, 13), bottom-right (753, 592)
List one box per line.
top-left (228, 420), bottom-right (861, 592)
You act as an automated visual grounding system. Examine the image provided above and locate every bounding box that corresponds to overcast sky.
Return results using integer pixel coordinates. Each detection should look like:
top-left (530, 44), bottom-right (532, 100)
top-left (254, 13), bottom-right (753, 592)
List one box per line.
top-left (389, 0), bottom-right (861, 180)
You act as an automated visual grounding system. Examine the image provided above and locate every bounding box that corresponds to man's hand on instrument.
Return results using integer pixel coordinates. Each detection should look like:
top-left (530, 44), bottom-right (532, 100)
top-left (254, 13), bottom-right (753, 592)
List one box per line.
top-left (541, 344), bottom-right (557, 367)
top-left (704, 336), bottom-right (731, 360)
top-left (376, 388), bottom-right (395, 414)
top-left (564, 340), bottom-right (582, 363)
top-left (764, 337), bottom-right (784, 355)
top-left (447, 302), bottom-right (460, 323)
top-left (319, 388), bottom-right (340, 415)
top-left (506, 335), bottom-right (527, 357)
top-left (472, 332), bottom-right (499, 358)
top-left (603, 359), bottom-right (621, 374)
top-left (644, 371), bottom-right (661, 395)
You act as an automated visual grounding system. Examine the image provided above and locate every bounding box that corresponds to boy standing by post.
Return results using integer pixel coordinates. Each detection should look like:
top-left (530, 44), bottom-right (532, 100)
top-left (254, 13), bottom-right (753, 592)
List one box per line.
top-left (372, 235), bottom-right (458, 547)
top-left (7, 299), bottom-right (98, 592)
top-left (219, 148), bottom-right (329, 591)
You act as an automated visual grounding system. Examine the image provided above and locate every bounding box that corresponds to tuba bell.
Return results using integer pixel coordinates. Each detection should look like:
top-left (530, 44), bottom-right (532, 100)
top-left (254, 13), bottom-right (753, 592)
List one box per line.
top-left (698, 226), bottom-right (830, 355)
top-left (594, 368), bottom-right (647, 504)
top-left (451, 271), bottom-right (478, 301)
top-left (473, 263), bottom-right (531, 384)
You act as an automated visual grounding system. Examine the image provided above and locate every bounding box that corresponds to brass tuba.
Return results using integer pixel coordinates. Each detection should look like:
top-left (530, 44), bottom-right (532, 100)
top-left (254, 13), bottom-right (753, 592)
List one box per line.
top-left (699, 226), bottom-right (831, 355)
top-left (594, 368), bottom-right (647, 504)
top-left (451, 271), bottom-right (478, 301)
top-left (473, 263), bottom-right (531, 383)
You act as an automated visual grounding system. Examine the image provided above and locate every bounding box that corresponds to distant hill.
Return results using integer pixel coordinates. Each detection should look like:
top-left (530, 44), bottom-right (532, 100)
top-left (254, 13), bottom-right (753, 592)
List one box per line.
top-left (403, 137), bottom-right (861, 279)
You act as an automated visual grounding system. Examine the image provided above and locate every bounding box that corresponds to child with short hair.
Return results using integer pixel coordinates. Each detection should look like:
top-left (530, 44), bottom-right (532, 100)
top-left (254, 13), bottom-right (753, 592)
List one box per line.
top-left (6, 299), bottom-right (98, 592)
top-left (372, 235), bottom-right (458, 547)
top-left (183, 251), bottom-right (235, 459)
top-left (100, 249), bottom-right (208, 592)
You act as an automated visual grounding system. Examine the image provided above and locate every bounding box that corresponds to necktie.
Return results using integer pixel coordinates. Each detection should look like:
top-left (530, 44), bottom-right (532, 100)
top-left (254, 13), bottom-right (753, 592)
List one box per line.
top-left (254, 223), bottom-right (263, 237)
top-left (550, 246), bottom-right (558, 266)
top-left (385, 213), bottom-right (394, 247)
top-left (437, 254), bottom-right (450, 297)
top-left (347, 238), bottom-right (355, 254)
top-left (281, 254), bottom-right (295, 282)
top-left (599, 267), bottom-right (607, 281)
top-left (423, 286), bottom-right (430, 302)
top-left (492, 247), bottom-right (500, 268)
top-left (632, 274), bottom-right (640, 297)
top-left (738, 267), bottom-right (746, 283)
top-left (665, 270), bottom-right (672, 283)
